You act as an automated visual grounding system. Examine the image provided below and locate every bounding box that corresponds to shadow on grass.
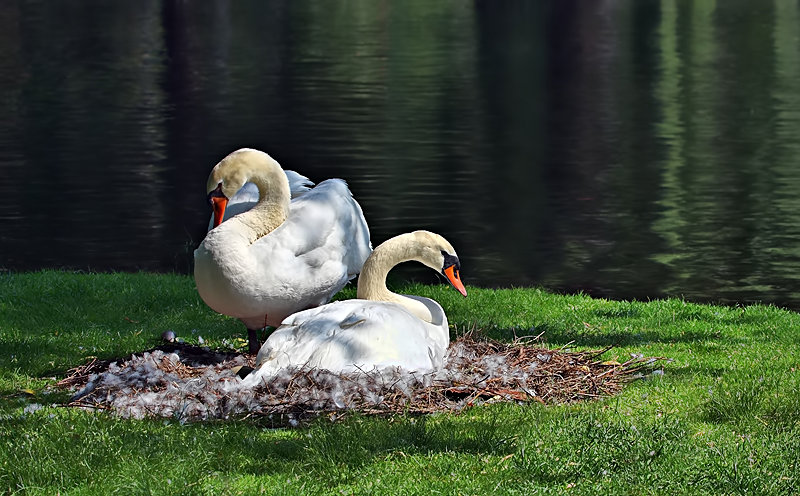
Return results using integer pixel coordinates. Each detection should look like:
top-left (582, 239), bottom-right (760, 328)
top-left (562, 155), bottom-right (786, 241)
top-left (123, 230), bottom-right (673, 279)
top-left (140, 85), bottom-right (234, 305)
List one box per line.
top-left (1, 405), bottom-right (525, 488)
top-left (0, 335), bottom-right (167, 380)
top-left (0, 339), bottom-right (87, 379)
top-left (295, 408), bottom-right (521, 482)
top-left (0, 411), bottom-right (306, 489)
top-left (469, 323), bottom-right (722, 349)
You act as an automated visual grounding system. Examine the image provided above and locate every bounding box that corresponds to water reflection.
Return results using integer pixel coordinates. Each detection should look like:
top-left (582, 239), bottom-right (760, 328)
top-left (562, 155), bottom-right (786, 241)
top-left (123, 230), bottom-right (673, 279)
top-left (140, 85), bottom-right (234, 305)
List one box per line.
top-left (1, 0), bottom-right (800, 310)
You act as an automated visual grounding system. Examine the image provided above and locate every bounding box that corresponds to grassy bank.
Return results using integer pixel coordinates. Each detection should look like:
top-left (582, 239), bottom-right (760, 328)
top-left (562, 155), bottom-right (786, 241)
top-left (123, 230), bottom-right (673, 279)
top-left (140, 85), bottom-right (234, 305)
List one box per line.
top-left (1, 271), bottom-right (799, 495)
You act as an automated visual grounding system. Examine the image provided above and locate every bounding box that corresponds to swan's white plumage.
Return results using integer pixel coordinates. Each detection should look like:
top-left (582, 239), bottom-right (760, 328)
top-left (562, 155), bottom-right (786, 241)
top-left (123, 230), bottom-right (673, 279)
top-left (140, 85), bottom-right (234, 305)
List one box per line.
top-left (194, 149), bottom-right (371, 332)
top-left (243, 231), bottom-right (466, 384)
top-left (248, 296), bottom-right (449, 380)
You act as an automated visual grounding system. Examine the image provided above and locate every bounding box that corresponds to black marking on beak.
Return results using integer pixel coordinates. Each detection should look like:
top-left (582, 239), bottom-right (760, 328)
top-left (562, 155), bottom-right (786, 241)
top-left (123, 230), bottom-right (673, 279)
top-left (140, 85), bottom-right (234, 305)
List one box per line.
top-left (207, 182), bottom-right (226, 206)
top-left (441, 250), bottom-right (461, 279)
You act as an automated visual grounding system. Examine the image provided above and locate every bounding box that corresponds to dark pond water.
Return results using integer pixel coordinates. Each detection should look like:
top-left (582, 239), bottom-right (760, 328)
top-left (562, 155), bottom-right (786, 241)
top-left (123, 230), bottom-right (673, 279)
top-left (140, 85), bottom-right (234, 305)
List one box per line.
top-left (2, 0), bottom-right (800, 310)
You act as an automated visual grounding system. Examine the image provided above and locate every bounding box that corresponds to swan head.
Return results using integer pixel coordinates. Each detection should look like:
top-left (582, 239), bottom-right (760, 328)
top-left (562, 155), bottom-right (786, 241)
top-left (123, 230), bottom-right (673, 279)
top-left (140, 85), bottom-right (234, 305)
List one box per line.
top-left (409, 231), bottom-right (467, 297)
top-left (205, 148), bottom-right (283, 227)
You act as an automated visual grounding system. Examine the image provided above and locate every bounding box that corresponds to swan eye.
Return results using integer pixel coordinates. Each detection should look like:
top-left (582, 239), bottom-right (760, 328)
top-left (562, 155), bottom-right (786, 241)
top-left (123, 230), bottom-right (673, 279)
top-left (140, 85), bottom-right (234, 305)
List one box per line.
top-left (440, 250), bottom-right (460, 276)
top-left (207, 182), bottom-right (226, 206)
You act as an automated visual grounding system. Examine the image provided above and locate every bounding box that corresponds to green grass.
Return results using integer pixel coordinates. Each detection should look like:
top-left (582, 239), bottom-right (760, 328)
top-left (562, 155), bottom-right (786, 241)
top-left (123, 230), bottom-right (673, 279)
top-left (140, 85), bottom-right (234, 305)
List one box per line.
top-left (1, 271), bottom-right (799, 495)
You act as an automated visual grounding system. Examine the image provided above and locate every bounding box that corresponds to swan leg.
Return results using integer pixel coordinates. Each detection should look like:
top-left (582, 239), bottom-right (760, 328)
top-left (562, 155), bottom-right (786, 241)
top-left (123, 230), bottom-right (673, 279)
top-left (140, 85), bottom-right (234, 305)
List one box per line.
top-left (247, 328), bottom-right (261, 354)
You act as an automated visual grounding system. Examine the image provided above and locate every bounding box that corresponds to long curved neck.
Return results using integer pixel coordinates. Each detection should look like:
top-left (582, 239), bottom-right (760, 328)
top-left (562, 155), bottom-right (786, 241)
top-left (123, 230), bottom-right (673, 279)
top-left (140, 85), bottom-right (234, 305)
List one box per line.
top-left (232, 159), bottom-right (291, 245)
top-left (357, 233), bottom-right (434, 323)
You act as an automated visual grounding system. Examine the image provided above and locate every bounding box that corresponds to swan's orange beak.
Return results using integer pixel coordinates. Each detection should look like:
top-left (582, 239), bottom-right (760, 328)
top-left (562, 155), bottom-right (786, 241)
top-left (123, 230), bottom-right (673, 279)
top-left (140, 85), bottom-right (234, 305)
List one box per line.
top-left (211, 196), bottom-right (228, 228)
top-left (208, 183), bottom-right (228, 228)
top-left (443, 265), bottom-right (467, 297)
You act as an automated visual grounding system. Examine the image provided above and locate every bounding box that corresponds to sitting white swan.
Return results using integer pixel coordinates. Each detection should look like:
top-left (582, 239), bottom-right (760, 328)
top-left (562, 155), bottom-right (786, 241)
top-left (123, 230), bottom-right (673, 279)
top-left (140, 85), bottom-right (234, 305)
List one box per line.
top-left (243, 231), bottom-right (467, 384)
top-left (194, 148), bottom-right (372, 354)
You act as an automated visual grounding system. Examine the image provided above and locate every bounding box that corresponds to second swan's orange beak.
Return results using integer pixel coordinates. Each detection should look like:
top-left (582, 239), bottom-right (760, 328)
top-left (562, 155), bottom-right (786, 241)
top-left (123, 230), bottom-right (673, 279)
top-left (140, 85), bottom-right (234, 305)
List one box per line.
top-left (211, 196), bottom-right (228, 228)
top-left (208, 183), bottom-right (228, 228)
top-left (443, 265), bottom-right (467, 297)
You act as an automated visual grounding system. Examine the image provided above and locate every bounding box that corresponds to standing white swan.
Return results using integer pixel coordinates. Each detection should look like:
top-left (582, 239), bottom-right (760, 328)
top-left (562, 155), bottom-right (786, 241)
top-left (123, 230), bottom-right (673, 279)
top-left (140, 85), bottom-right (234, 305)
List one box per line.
top-left (194, 148), bottom-right (372, 354)
top-left (243, 231), bottom-right (467, 384)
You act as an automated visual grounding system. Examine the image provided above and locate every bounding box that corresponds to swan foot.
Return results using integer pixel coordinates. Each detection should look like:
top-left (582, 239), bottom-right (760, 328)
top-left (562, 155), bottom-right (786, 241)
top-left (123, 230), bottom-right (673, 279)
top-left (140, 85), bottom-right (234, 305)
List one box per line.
top-left (247, 328), bottom-right (261, 355)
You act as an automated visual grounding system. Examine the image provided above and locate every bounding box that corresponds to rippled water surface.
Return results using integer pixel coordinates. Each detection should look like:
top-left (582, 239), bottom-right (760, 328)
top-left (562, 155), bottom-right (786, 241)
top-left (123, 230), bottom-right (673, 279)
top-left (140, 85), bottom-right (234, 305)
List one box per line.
top-left (2, 1), bottom-right (800, 309)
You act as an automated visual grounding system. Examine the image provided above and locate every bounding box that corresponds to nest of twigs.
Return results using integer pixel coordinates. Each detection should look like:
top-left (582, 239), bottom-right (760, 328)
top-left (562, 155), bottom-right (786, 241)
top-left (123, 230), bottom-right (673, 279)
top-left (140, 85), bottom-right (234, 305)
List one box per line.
top-left (58, 334), bottom-right (664, 425)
